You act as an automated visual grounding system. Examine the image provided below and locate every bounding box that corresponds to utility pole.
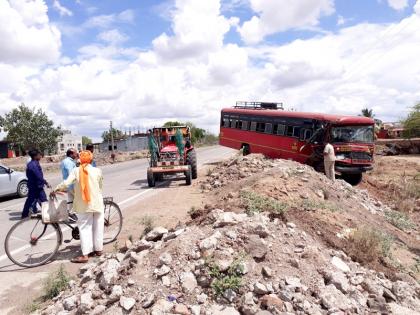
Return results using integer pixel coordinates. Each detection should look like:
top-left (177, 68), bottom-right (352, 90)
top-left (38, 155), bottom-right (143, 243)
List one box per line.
top-left (110, 121), bottom-right (115, 153)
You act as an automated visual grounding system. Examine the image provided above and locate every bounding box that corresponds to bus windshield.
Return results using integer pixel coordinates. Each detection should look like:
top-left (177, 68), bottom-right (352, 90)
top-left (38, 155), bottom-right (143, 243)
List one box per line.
top-left (331, 125), bottom-right (374, 143)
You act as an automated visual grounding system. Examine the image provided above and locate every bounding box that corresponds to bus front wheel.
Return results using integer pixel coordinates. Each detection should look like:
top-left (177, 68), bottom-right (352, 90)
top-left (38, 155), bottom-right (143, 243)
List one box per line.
top-left (341, 173), bottom-right (363, 186)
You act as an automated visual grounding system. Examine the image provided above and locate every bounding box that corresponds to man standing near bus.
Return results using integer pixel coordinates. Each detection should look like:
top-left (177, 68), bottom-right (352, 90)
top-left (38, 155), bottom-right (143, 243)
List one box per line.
top-left (323, 141), bottom-right (336, 181)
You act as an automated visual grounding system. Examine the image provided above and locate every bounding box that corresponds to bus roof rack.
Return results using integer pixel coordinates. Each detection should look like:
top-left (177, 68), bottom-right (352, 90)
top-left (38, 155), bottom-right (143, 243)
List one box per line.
top-left (235, 101), bottom-right (284, 110)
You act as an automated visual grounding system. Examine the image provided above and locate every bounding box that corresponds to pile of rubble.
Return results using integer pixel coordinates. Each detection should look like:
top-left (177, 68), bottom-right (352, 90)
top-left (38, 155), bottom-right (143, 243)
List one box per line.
top-left (37, 209), bottom-right (420, 315)
top-left (201, 154), bottom-right (285, 191)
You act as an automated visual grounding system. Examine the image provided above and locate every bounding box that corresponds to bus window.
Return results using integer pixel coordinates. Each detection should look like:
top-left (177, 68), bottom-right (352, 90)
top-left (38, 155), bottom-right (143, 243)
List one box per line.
top-left (286, 126), bottom-right (294, 137)
top-left (277, 124), bottom-right (285, 135)
top-left (242, 121), bottom-right (249, 130)
top-left (300, 129), bottom-right (313, 141)
top-left (223, 118), bottom-right (229, 127)
top-left (256, 122), bottom-right (265, 133)
top-left (293, 126), bottom-right (302, 138)
top-left (236, 120), bottom-right (242, 129)
top-left (230, 119), bottom-right (237, 128)
top-left (264, 123), bottom-right (273, 134)
top-left (250, 122), bottom-right (257, 132)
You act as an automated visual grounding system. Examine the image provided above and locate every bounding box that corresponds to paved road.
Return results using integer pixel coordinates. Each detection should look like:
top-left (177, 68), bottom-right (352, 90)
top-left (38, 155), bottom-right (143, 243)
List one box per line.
top-left (0, 146), bottom-right (234, 264)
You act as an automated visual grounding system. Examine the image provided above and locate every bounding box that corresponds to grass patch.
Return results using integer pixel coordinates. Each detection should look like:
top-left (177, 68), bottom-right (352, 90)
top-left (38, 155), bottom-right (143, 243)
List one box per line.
top-left (240, 190), bottom-right (289, 215)
top-left (140, 215), bottom-right (155, 237)
top-left (385, 210), bottom-right (416, 231)
top-left (206, 255), bottom-right (245, 297)
top-left (42, 265), bottom-right (70, 301)
top-left (25, 301), bottom-right (41, 314)
top-left (348, 227), bottom-right (393, 263)
top-left (300, 199), bottom-right (340, 212)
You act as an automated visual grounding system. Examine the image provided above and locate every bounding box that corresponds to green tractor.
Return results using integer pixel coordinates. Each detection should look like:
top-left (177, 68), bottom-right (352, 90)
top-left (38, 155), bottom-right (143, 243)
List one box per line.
top-left (147, 126), bottom-right (197, 187)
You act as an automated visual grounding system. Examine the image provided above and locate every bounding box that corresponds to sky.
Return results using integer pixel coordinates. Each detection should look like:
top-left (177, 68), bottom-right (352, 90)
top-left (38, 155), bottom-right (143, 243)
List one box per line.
top-left (0, 0), bottom-right (419, 141)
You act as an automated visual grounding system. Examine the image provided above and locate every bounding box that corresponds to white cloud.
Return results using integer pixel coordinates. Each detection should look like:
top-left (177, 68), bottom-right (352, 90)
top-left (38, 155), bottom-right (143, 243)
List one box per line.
top-left (84, 9), bottom-right (135, 28)
top-left (0, 0), bottom-right (61, 64)
top-left (53, 0), bottom-right (73, 17)
top-left (238, 0), bottom-right (335, 44)
top-left (151, 0), bottom-right (237, 61)
top-left (1, 0), bottom-right (420, 138)
top-left (387, 0), bottom-right (409, 11)
top-left (97, 29), bottom-right (128, 44)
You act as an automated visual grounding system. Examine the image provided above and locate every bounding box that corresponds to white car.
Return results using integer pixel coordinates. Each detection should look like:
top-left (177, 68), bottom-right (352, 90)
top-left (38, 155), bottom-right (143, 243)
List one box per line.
top-left (0, 164), bottom-right (28, 198)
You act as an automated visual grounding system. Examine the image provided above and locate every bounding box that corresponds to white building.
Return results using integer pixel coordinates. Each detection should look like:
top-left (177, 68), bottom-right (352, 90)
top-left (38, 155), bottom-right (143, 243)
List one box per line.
top-left (57, 130), bottom-right (82, 154)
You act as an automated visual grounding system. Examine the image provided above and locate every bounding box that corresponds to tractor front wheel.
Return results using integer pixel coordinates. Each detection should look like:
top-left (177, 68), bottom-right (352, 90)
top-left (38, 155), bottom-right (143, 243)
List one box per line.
top-left (147, 169), bottom-right (156, 187)
top-left (186, 150), bottom-right (198, 179)
top-left (185, 166), bottom-right (192, 186)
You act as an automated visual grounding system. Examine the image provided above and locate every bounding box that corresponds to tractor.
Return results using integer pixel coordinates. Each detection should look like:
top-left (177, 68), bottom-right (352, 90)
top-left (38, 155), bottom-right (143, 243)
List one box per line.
top-left (147, 126), bottom-right (198, 187)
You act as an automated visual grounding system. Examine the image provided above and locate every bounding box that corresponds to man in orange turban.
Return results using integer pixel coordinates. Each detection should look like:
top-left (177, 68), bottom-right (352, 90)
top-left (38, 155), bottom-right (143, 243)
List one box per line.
top-left (54, 150), bottom-right (104, 263)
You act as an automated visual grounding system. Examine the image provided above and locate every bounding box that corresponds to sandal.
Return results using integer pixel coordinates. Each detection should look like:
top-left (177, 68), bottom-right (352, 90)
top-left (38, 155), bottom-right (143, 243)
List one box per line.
top-left (71, 255), bottom-right (89, 263)
top-left (94, 251), bottom-right (103, 257)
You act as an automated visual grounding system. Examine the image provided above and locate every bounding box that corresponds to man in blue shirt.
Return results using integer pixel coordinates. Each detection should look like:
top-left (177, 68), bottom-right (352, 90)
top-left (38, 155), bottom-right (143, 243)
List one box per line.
top-left (61, 148), bottom-right (78, 203)
top-left (21, 149), bottom-right (50, 218)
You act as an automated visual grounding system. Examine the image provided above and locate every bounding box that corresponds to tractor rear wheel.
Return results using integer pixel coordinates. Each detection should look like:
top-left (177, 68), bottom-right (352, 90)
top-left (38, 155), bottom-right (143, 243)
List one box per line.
top-left (147, 169), bottom-right (156, 187)
top-left (186, 150), bottom-right (198, 179)
top-left (185, 166), bottom-right (192, 186)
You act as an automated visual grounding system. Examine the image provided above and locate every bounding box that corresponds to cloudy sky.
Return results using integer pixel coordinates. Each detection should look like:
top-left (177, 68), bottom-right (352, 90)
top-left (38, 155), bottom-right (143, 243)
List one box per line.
top-left (0, 0), bottom-right (419, 140)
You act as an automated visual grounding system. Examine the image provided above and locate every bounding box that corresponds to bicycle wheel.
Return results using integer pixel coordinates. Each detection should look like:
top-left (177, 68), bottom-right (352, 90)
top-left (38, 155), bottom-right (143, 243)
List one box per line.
top-left (5, 217), bottom-right (61, 268)
top-left (103, 201), bottom-right (122, 244)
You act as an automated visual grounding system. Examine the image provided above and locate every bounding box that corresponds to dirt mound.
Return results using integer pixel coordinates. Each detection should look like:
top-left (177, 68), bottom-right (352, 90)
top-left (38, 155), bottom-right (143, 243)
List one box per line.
top-left (36, 154), bottom-right (420, 315)
top-left (36, 210), bottom-right (420, 315)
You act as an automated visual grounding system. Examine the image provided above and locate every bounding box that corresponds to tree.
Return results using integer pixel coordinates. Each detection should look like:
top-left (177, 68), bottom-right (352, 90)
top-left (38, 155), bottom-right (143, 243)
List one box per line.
top-left (82, 136), bottom-right (92, 146)
top-left (0, 104), bottom-right (62, 155)
top-left (101, 128), bottom-right (125, 141)
top-left (162, 121), bottom-right (206, 143)
top-left (361, 108), bottom-right (374, 118)
top-left (402, 103), bottom-right (420, 138)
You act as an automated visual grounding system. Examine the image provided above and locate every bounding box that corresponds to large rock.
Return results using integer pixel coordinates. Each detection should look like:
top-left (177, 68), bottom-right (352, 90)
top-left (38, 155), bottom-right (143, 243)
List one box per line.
top-left (132, 239), bottom-right (153, 252)
top-left (319, 284), bottom-right (351, 311)
top-left (79, 292), bottom-right (94, 313)
top-left (253, 282), bottom-right (269, 295)
top-left (213, 212), bottom-right (244, 228)
top-left (199, 231), bottom-right (222, 252)
top-left (245, 235), bottom-right (268, 260)
top-left (99, 259), bottom-right (120, 287)
top-left (158, 252), bottom-right (173, 266)
top-left (206, 304), bottom-right (240, 315)
top-left (173, 304), bottom-right (190, 315)
top-left (388, 303), bottom-right (420, 315)
top-left (63, 296), bottom-right (77, 311)
top-left (151, 299), bottom-right (174, 315)
top-left (331, 256), bottom-right (350, 273)
top-left (109, 285), bottom-right (123, 302)
top-left (120, 296), bottom-right (136, 311)
top-left (154, 265), bottom-right (171, 278)
top-left (145, 227), bottom-right (168, 241)
top-left (260, 294), bottom-right (283, 312)
top-left (325, 271), bottom-right (350, 293)
top-left (180, 272), bottom-right (197, 293)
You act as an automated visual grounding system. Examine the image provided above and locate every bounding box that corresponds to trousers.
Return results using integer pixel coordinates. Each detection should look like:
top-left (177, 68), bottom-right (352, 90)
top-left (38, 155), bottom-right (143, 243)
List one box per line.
top-left (77, 212), bottom-right (104, 255)
top-left (21, 189), bottom-right (47, 218)
top-left (324, 160), bottom-right (335, 181)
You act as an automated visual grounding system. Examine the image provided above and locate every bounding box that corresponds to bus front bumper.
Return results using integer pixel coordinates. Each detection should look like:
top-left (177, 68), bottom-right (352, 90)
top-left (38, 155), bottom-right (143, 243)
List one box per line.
top-left (335, 165), bottom-right (373, 174)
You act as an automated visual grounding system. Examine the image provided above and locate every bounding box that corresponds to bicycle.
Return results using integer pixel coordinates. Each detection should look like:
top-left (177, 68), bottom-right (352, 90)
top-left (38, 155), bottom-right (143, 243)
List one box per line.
top-left (4, 197), bottom-right (122, 268)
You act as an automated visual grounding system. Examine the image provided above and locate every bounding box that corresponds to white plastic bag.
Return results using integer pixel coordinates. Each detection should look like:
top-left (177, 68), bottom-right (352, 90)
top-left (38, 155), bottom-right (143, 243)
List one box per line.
top-left (41, 195), bottom-right (69, 223)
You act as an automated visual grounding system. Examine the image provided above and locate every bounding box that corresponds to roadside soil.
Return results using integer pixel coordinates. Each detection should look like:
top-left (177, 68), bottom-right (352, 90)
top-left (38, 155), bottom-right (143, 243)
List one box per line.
top-left (5, 153), bottom-right (420, 314)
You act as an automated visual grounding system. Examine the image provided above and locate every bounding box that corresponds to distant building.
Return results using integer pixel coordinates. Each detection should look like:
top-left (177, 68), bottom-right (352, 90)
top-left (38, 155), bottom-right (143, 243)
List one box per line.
top-left (377, 122), bottom-right (405, 139)
top-left (57, 130), bottom-right (82, 154)
top-left (0, 141), bottom-right (11, 159)
top-left (97, 134), bottom-right (148, 152)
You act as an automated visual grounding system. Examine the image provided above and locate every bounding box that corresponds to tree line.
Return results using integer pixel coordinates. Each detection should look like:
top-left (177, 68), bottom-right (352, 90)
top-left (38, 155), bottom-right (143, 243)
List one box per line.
top-left (0, 103), bottom-right (418, 156)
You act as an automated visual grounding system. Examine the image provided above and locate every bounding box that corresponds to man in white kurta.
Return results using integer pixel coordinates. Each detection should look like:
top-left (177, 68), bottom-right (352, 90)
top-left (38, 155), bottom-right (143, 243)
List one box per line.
top-left (323, 142), bottom-right (336, 181)
top-left (54, 151), bottom-right (104, 263)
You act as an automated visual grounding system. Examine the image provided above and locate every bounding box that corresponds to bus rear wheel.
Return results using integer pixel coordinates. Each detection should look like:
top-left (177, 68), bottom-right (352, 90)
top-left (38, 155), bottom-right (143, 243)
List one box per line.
top-left (241, 144), bottom-right (250, 156)
top-left (342, 173), bottom-right (363, 186)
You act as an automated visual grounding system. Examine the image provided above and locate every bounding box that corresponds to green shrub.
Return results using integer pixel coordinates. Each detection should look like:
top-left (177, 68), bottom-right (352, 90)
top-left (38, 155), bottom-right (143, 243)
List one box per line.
top-left (349, 227), bottom-right (393, 263)
top-left (240, 191), bottom-right (289, 215)
top-left (43, 265), bottom-right (70, 300)
top-left (206, 255), bottom-right (245, 296)
top-left (385, 210), bottom-right (416, 231)
top-left (140, 215), bottom-right (155, 236)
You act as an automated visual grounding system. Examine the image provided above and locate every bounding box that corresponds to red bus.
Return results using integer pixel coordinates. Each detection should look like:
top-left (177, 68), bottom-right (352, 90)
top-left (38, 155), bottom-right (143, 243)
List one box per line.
top-left (219, 102), bottom-right (375, 185)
